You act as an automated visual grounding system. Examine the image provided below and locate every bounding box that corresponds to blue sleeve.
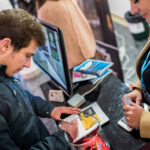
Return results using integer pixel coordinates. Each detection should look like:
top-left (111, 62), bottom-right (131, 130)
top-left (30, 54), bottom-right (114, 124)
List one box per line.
top-left (0, 114), bottom-right (70, 150)
top-left (0, 114), bottom-right (20, 150)
top-left (29, 130), bottom-right (70, 150)
top-left (25, 90), bottom-right (55, 118)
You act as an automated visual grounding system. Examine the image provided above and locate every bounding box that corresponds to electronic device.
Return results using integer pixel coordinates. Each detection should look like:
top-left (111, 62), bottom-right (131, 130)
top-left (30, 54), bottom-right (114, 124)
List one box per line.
top-left (117, 96), bottom-right (133, 132)
top-left (33, 19), bottom-right (98, 101)
top-left (123, 96), bottom-right (131, 105)
top-left (118, 117), bottom-right (133, 132)
top-left (67, 94), bottom-right (85, 107)
top-left (33, 19), bottom-right (73, 97)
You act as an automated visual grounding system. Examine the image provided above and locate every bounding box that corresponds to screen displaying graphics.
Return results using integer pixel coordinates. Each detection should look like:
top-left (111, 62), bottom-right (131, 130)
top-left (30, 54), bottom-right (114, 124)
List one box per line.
top-left (33, 20), bottom-right (72, 96)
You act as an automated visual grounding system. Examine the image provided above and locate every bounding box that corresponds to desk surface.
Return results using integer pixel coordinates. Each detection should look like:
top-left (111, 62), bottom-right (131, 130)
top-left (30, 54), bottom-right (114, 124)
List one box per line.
top-left (24, 72), bottom-right (150, 150)
top-left (84, 74), bottom-right (150, 150)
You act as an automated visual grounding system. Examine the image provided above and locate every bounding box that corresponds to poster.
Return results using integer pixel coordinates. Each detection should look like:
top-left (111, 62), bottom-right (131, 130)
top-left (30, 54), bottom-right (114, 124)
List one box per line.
top-left (78, 0), bottom-right (124, 81)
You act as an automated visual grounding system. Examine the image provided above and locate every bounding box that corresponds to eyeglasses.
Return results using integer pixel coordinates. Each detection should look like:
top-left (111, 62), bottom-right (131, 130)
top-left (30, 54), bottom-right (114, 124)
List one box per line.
top-left (134, 0), bottom-right (139, 3)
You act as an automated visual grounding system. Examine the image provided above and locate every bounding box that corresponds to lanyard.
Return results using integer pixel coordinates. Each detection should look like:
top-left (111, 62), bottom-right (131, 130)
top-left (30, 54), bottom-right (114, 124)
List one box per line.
top-left (141, 51), bottom-right (150, 89)
top-left (141, 51), bottom-right (150, 101)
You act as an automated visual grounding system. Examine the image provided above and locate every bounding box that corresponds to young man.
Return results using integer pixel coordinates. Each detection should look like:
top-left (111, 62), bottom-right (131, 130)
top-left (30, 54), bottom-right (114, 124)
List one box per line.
top-left (0, 8), bottom-right (81, 149)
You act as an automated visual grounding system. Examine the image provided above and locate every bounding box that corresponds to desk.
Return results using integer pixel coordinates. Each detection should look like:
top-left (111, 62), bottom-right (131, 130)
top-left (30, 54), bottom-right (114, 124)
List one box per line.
top-left (23, 73), bottom-right (150, 150)
top-left (83, 74), bottom-right (150, 150)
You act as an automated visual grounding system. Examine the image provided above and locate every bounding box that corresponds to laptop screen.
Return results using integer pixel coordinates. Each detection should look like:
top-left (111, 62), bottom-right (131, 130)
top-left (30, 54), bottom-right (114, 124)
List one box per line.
top-left (33, 19), bottom-right (73, 96)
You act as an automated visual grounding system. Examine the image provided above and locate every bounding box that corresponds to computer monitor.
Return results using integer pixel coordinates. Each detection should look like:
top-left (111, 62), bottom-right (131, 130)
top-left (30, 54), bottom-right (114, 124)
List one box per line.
top-left (33, 19), bottom-right (73, 97)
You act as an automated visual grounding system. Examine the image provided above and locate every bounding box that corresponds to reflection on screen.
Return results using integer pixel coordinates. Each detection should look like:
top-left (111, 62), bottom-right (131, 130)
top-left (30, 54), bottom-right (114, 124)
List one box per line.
top-left (33, 25), bottom-right (67, 90)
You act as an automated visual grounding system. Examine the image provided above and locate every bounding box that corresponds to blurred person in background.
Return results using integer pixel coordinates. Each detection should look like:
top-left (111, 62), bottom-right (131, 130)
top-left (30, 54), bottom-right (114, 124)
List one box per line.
top-left (36, 0), bottom-right (96, 69)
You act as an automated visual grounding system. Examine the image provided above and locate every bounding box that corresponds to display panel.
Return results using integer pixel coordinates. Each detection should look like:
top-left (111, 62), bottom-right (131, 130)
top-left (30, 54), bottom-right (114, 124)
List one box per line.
top-left (33, 20), bottom-right (73, 96)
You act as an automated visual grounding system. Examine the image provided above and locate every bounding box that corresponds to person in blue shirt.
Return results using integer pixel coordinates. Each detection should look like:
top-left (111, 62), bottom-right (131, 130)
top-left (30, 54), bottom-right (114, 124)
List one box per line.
top-left (0, 8), bottom-right (81, 149)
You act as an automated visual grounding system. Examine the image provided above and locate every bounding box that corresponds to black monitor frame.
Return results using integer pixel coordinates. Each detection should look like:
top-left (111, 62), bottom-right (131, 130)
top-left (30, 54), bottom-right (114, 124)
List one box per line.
top-left (34, 19), bottom-right (73, 97)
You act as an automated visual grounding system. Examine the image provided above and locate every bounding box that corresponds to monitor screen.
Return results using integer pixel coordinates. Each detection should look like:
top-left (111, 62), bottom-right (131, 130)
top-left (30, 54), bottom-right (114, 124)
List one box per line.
top-left (33, 19), bottom-right (73, 96)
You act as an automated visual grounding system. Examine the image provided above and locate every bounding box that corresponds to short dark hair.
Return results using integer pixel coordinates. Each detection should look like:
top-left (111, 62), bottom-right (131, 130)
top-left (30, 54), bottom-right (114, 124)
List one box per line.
top-left (0, 8), bottom-right (45, 51)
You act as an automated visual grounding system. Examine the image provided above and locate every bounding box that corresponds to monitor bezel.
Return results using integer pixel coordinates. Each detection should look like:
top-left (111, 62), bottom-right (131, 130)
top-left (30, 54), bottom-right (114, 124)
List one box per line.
top-left (34, 19), bottom-right (73, 97)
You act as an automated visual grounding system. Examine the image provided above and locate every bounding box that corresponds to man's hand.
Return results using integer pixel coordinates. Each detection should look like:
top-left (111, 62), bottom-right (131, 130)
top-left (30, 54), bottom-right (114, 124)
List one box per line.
top-left (60, 119), bottom-right (78, 140)
top-left (50, 106), bottom-right (81, 120)
top-left (122, 89), bottom-right (142, 105)
top-left (123, 101), bottom-right (144, 129)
